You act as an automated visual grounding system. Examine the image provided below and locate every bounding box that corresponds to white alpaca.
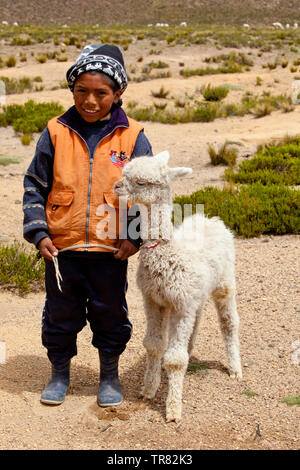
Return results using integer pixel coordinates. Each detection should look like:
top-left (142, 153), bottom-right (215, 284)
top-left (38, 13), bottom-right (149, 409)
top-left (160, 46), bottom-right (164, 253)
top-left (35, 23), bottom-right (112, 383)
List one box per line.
top-left (271, 22), bottom-right (284, 29)
top-left (114, 151), bottom-right (242, 422)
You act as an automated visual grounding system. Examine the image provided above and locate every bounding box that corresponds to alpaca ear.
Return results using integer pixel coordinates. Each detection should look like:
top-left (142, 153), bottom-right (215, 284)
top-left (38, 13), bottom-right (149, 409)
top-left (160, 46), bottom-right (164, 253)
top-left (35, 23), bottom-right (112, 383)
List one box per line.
top-left (169, 167), bottom-right (193, 180)
top-left (154, 150), bottom-right (170, 165)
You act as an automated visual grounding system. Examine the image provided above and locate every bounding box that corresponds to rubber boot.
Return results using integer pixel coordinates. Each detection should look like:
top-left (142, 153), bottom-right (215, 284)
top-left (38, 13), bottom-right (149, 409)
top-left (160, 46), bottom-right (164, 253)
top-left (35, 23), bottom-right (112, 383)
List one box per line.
top-left (97, 351), bottom-right (122, 407)
top-left (40, 361), bottom-right (70, 405)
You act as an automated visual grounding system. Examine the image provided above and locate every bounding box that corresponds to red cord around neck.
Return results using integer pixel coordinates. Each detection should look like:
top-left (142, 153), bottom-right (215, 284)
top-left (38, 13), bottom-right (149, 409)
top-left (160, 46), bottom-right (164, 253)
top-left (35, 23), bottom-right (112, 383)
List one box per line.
top-left (144, 241), bottom-right (161, 249)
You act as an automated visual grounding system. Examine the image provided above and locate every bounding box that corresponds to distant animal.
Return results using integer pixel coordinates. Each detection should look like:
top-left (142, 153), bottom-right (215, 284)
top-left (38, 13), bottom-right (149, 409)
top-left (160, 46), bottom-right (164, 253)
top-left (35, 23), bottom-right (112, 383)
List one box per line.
top-left (270, 22), bottom-right (284, 29)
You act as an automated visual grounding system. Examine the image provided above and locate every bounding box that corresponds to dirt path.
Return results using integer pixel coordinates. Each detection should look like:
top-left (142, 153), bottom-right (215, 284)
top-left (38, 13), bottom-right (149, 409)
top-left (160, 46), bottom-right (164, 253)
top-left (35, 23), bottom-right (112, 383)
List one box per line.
top-left (0, 234), bottom-right (299, 450)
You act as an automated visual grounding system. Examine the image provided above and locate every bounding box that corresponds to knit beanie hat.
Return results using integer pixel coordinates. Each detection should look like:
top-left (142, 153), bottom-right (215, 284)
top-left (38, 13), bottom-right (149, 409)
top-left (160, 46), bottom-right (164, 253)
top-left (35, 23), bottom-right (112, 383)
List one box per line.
top-left (66, 44), bottom-right (128, 94)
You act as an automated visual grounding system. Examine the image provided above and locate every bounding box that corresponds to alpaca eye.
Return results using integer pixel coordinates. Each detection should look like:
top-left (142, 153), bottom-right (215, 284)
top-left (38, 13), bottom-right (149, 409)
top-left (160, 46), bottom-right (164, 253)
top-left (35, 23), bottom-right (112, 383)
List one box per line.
top-left (137, 181), bottom-right (146, 186)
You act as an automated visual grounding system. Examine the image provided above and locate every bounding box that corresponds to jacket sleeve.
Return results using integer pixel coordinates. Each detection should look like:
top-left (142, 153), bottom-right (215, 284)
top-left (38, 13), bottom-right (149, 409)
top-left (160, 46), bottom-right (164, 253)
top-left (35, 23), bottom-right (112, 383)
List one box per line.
top-left (23, 127), bottom-right (54, 248)
top-left (126, 131), bottom-right (153, 248)
top-left (131, 130), bottom-right (153, 159)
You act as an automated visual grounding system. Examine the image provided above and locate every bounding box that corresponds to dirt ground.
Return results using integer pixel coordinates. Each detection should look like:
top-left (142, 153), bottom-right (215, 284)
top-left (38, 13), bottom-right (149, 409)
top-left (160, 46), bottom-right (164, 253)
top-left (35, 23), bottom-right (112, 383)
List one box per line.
top-left (0, 37), bottom-right (299, 450)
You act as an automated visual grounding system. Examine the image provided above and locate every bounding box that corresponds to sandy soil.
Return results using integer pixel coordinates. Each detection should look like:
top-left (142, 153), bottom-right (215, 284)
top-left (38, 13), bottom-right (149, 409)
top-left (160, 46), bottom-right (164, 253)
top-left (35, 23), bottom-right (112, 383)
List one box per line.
top-left (0, 38), bottom-right (299, 450)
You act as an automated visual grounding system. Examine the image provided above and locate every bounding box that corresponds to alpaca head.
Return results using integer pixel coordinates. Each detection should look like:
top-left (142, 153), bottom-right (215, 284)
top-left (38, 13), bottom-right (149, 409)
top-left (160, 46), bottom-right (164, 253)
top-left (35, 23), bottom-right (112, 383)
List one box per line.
top-left (114, 151), bottom-right (192, 206)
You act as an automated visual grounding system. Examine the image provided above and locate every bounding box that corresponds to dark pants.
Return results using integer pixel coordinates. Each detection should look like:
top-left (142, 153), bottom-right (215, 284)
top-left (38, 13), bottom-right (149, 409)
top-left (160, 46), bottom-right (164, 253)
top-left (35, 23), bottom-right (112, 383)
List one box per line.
top-left (42, 252), bottom-right (132, 368)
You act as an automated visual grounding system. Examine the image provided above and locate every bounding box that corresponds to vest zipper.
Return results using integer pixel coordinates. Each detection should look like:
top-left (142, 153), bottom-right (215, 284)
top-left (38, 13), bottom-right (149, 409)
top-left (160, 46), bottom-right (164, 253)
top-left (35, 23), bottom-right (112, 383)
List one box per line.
top-left (57, 119), bottom-right (128, 251)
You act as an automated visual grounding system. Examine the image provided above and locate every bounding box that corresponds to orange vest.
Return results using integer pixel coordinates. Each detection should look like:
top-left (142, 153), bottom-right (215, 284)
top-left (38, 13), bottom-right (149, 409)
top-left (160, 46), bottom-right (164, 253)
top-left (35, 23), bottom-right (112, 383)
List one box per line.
top-left (46, 115), bottom-right (143, 251)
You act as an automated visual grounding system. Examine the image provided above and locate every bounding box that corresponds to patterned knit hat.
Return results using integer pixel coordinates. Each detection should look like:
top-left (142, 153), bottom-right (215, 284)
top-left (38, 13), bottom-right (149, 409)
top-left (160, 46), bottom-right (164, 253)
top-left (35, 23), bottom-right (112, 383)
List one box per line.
top-left (66, 44), bottom-right (128, 94)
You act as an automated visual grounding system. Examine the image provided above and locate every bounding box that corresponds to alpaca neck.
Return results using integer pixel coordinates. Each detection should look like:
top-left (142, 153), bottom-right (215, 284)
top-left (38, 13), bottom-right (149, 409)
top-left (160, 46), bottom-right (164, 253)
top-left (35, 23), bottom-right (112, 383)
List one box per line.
top-left (140, 202), bottom-right (173, 242)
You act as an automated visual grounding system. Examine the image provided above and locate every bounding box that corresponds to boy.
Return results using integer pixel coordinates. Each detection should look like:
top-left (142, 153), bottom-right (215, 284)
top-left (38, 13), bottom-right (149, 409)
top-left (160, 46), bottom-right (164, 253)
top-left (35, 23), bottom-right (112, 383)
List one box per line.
top-left (23, 44), bottom-right (152, 407)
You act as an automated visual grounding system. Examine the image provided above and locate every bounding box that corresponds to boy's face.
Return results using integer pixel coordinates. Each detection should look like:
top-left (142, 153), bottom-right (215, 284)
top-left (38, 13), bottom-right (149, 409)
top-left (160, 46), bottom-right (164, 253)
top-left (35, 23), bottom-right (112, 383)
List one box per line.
top-left (73, 72), bottom-right (121, 122)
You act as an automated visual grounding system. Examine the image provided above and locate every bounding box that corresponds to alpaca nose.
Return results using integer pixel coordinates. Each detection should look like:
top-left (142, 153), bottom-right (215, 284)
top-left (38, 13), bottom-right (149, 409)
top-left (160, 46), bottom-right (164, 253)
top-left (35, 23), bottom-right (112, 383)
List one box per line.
top-left (113, 179), bottom-right (125, 195)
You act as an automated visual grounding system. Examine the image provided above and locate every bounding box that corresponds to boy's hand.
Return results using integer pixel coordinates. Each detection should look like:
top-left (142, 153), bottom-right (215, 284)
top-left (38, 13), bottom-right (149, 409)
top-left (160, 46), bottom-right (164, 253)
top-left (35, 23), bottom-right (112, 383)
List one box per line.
top-left (114, 239), bottom-right (139, 260)
top-left (38, 237), bottom-right (58, 261)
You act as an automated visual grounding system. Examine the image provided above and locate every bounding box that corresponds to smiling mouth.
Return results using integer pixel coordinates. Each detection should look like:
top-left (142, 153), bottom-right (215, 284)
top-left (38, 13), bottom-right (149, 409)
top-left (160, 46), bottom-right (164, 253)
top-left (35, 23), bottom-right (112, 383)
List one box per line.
top-left (83, 109), bottom-right (100, 114)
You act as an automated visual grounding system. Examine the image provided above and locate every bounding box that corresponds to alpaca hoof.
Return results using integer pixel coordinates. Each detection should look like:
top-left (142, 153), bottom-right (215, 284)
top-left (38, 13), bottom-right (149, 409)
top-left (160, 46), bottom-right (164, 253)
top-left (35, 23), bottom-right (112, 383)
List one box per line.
top-left (229, 370), bottom-right (242, 380)
top-left (142, 396), bottom-right (151, 402)
top-left (166, 417), bottom-right (181, 424)
top-left (166, 407), bottom-right (181, 423)
top-left (139, 392), bottom-right (151, 401)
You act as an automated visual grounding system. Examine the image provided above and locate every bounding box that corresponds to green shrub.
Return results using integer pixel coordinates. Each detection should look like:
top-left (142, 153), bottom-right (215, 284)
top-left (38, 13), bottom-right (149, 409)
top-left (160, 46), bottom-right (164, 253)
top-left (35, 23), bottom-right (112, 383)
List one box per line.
top-left (151, 71), bottom-right (172, 79)
top-left (36, 55), bottom-right (47, 64)
top-left (201, 84), bottom-right (229, 101)
top-left (204, 51), bottom-right (253, 67)
top-left (20, 53), bottom-right (27, 63)
top-left (5, 55), bottom-right (16, 67)
top-left (0, 155), bottom-right (21, 166)
top-left (225, 139), bottom-right (300, 185)
top-left (180, 63), bottom-right (243, 77)
top-left (10, 36), bottom-right (33, 46)
top-left (241, 389), bottom-right (259, 398)
top-left (252, 101), bottom-right (274, 118)
top-left (153, 102), bottom-right (167, 110)
top-left (0, 100), bottom-right (65, 140)
top-left (256, 76), bottom-right (262, 86)
top-left (21, 134), bottom-right (32, 145)
top-left (187, 363), bottom-right (209, 375)
top-left (127, 92), bottom-right (297, 124)
top-left (46, 51), bottom-right (59, 60)
top-left (0, 76), bottom-right (33, 94)
top-left (63, 35), bottom-right (78, 46)
top-left (151, 86), bottom-right (170, 99)
top-left (173, 184), bottom-right (300, 238)
top-left (0, 242), bottom-right (45, 294)
top-left (281, 395), bottom-right (300, 406)
top-left (59, 80), bottom-right (69, 89)
top-left (147, 60), bottom-right (169, 69)
top-left (56, 55), bottom-right (68, 62)
top-left (193, 103), bottom-right (217, 122)
top-left (208, 141), bottom-right (238, 166)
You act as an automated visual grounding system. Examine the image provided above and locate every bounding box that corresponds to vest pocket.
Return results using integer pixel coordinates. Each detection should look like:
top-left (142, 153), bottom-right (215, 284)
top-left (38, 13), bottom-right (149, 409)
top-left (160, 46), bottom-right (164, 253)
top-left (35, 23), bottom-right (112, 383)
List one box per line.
top-left (46, 190), bottom-right (74, 234)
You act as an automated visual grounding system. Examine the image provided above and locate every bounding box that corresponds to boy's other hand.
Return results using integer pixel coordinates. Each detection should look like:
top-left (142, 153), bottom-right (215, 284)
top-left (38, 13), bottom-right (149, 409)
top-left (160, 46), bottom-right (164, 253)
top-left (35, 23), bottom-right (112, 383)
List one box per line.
top-left (114, 239), bottom-right (139, 260)
top-left (38, 237), bottom-right (58, 261)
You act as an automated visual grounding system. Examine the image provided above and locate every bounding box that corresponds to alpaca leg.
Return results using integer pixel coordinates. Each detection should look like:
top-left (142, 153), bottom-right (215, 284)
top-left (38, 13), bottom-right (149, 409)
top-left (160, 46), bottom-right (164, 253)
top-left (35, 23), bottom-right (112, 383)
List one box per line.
top-left (213, 286), bottom-right (242, 379)
top-left (141, 300), bottom-right (169, 399)
top-left (163, 308), bottom-right (196, 422)
top-left (188, 307), bottom-right (203, 355)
